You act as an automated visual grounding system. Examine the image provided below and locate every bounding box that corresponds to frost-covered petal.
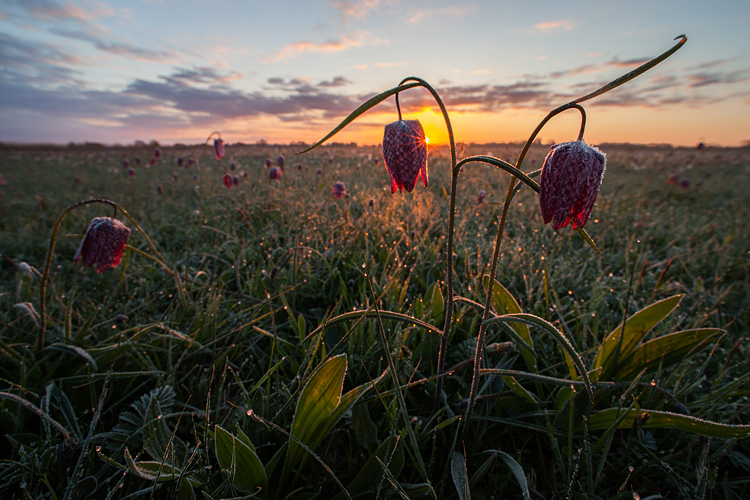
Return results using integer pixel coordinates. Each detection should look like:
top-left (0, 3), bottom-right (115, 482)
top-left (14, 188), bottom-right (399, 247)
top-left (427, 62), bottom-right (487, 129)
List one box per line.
top-left (382, 120), bottom-right (428, 194)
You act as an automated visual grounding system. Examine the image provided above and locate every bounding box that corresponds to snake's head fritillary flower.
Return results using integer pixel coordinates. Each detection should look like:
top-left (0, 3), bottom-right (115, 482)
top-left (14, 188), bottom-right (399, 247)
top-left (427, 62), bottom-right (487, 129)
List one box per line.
top-left (269, 166), bottom-right (282, 180)
top-left (680, 178), bottom-right (690, 188)
top-left (477, 190), bottom-right (487, 204)
top-left (230, 161), bottom-right (236, 171)
top-left (186, 157), bottom-right (195, 168)
top-left (154, 148), bottom-right (161, 159)
top-left (156, 184), bottom-right (163, 195)
top-left (277, 155), bottom-right (285, 170)
top-left (123, 159), bottom-right (129, 168)
top-left (264, 158), bottom-right (272, 168)
top-left (127, 168), bottom-right (135, 177)
top-left (668, 174), bottom-right (679, 185)
top-left (214, 139), bottom-right (225, 160)
top-left (177, 157), bottom-right (183, 167)
top-left (539, 140), bottom-right (606, 230)
top-left (232, 175), bottom-right (239, 185)
top-left (150, 157), bottom-right (156, 166)
top-left (223, 174), bottom-right (232, 188)
top-left (382, 119), bottom-right (428, 193)
top-left (74, 217), bottom-right (131, 274)
top-left (135, 157), bottom-right (141, 166)
top-left (332, 181), bottom-right (347, 199)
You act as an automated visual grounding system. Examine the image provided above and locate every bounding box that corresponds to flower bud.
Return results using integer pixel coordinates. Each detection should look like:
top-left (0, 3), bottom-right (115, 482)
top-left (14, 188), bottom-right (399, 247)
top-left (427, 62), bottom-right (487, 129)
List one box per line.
top-left (382, 119), bottom-right (428, 193)
top-left (213, 139), bottom-right (225, 160)
top-left (74, 217), bottom-right (131, 273)
top-left (539, 140), bottom-right (606, 230)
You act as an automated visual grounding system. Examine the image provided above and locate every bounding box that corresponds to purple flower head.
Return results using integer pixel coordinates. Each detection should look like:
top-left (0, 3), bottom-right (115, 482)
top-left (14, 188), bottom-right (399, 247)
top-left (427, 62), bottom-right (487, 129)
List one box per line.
top-left (230, 161), bottom-right (236, 171)
top-left (123, 159), bottom-right (129, 168)
top-left (154, 148), bottom-right (162, 159)
top-left (477, 190), bottom-right (487, 204)
top-left (150, 157), bottom-right (156, 166)
top-left (668, 174), bottom-right (679, 185)
top-left (232, 175), bottom-right (239, 185)
top-left (297, 164), bottom-right (302, 170)
top-left (213, 139), bottom-right (225, 160)
top-left (186, 157), bottom-right (195, 168)
top-left (156, 184), bottom-right (163, 195)
top-left (269, 166), bottom-right (282, 180)
top-left (382, 119), bottom-right (428, 193)
top-left (265, 158), bottom-right (272, 168)
top-left (539, 140), bottom-right (606, 230)
top-left (172, 173), bottom-right (179, 181)
top-left (74, 217), bottom-right (131, 274)
top-left (223, 174), bottom-right (232, 188)
top-left (277, 155), bottom-right (285, 170)
top-left (135, 157), bottom-right (141, 166)
top-left (127, 168), bottom-right (135, 177)
top-left (333, 181), bottom-right (347, 199)
top-left (177, 157), bottom-right (183, 167)
top-left (679, 178), bottom-right (690, 188)
top-left (316, 168), bottom-right (323, 175)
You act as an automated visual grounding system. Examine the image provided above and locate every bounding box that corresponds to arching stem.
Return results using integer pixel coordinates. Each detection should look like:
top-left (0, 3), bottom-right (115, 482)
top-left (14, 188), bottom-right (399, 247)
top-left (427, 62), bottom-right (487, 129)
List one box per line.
top-left (38, 199), bottom-right (171, 352)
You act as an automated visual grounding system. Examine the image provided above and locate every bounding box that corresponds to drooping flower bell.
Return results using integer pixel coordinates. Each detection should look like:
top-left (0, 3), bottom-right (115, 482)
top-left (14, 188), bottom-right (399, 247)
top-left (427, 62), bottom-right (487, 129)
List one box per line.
top-left (332, 181), bottom-right (347, 199)
top-left (277, 155), bottom-right (285, 170)
top-left (214, 139), bottom-right (225, 160)
top-left (269, 166), bottom-right (282, 180)
top-left (223, 174), bottom-right (232, 188)
top-left (74, 217), bottom-right (131, 273)
top-left (477, 190), bottom-right (487, 204)
top-left (539, 140), bottom-right (606, 230)
top-left (382, 119), bottom-right (428, 193)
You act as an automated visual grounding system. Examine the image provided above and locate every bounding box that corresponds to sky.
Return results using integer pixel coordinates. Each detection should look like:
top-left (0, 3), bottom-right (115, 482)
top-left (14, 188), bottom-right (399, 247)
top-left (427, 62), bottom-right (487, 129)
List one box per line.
top-left (1, 0), bottom-right (749, 147)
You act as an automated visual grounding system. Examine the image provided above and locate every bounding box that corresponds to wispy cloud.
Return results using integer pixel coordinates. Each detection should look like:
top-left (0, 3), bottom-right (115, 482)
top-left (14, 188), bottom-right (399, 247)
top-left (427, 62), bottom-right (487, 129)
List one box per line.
top-left (408, 5), bottom-right (474, 24)
top-left (265, 33), bottom-right (369, 62)
top-left (51, 27), bottom-right (176, 62)
top-left (549, 57), bottom-right (649, 79)
top-left (331, 0), bottom-right (381, 25)
top-left (531, 20), bottom-right (576, 33)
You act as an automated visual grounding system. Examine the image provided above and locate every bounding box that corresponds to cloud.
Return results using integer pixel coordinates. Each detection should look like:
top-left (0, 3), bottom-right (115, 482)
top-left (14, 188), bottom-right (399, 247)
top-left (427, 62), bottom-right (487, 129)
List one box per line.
top-left (0, 32), bottom-right (88, 87)
top-left (549, 57), bottom-right (650, 79)
top-left (50, 28), bottom-right (176, 62)
top-left (408, 5), bottom-right (474, 24)
top-left (167, 67), bottom-right (244, 85)
top-left (266, 35), bottom-right (365, 62)
top-left (331, 0), bottom-right (381, 24)
top-left (318, 76), bottom-right (352, 87)
top-left (531, 20), bottom-right (575, 33)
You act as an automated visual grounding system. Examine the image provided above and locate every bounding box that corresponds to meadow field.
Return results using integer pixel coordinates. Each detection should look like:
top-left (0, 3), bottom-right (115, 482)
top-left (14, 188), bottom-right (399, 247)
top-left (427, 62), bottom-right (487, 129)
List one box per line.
top-left (1, 140), bottom-right (749, 499)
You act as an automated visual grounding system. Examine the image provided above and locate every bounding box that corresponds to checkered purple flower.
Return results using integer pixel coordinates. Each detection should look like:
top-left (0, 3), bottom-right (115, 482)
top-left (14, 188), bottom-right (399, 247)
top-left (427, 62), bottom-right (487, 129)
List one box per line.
top-left (74, 217), bottom-right (131, 273)
top-left (382, 119), bottom-right (428, 193)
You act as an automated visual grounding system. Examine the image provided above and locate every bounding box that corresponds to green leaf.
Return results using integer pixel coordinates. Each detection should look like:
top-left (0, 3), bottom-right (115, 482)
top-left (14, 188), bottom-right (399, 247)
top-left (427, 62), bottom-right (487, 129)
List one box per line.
top-left (483, 276), bottom-right (537, 372)
top-left (330, 434), bottom-right (404, 500)
top-left (430, 282), bottom-right (444, 325)
top-left (613, 328), bottom-right (724, 380)
top-left (286, 354), bottom-right (348, 472)
top-left (45, 343), bottom-right (98, 371)
top-left (482, 313), bottom-right (593, 402)
top-left (592, 295), bottom-right (682, 381)
top-left (124, 448), bottom-right (186, 482)
top-left (502, 376), bottom-right (537, 404)
top-left (214, 425), bottom-right (268, 497)
top-left (482, 450), bottom-right (532, 500)
top-left (451, 451), bottom-right (471, 500)
top-left (586, 409), bottom-right (750, 439)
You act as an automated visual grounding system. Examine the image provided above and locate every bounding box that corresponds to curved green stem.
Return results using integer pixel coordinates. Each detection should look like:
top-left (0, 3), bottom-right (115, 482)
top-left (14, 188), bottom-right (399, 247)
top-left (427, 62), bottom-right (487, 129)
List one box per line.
top-left (395, 77), bottom-right (458, 414)
top-left (38, 199), bottom-right (172, 352)
top-left (461, 35), bottom-right (687, 436)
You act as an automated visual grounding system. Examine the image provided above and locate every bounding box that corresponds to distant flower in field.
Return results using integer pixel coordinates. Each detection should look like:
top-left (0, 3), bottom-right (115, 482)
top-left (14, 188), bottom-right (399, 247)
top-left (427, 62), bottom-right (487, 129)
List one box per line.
top-left (0, 173), bottom-right (7, 185)
top-left (382, 119), bottom-right (428, 193)
top-left (277, 155), bottom-right (285, 170)
top-left (241, 171), bottom-right (248, 178)
top-left (316, 168), bottom-right (323, 175)
top-left (156, 184), bottom-right (163, 194)
top-left (135, 157), bottom-right (141, 166)
top-left (223, 174), bottom-right (232, 188)
top-left (127, 168), bottom-right (135, 177)
top-left (333, 181), bottom-right (347, 199)
top-left (193, 174), bottom-right (199, 183)
top-left (150, 157), bottom-right (156, 166)
top-left (269, 166), bottom-right (282, 180)
top-left (668, 174), bottom-right (679, 185)
top-left (154, 148), bottom-right (161, 159)
top-left (230, 161), bottom-right (236, 171)
top-left (123, 159), bottom-right (129, 168)
top-left (74, 177), bottom-right (81, 184)
top-left (74, 217), bottom-right (130, 274)
top-left (297, 164), bottom-right (302, 170)
top-left (265, 158), bottom-right (272, 168)
top-left (186, 157), bottom-right (195, 168)
top-left (539, 140), bottom-right (606, 230)
top-left (368, 198), bottom-right (374, 207)
top-left (232, 175), bottom-right (239, 185)
top-left (696, 142), bottom-right (705, 151)
top-left (172, 173), bottom-right (178, 181)
top-left (477, 190), bottom-right (486, 204)
top-left (680, 178), bottom-right (690, 188)
top-left (214, 139), bottom-right (225, 160)
top-left (177, 157), bottom-right (183, 167)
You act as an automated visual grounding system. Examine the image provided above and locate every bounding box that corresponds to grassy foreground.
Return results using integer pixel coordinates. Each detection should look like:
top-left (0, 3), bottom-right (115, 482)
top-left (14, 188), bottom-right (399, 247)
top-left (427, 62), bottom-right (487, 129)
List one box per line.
top-left (1, 142), bottom-right (749, 499)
